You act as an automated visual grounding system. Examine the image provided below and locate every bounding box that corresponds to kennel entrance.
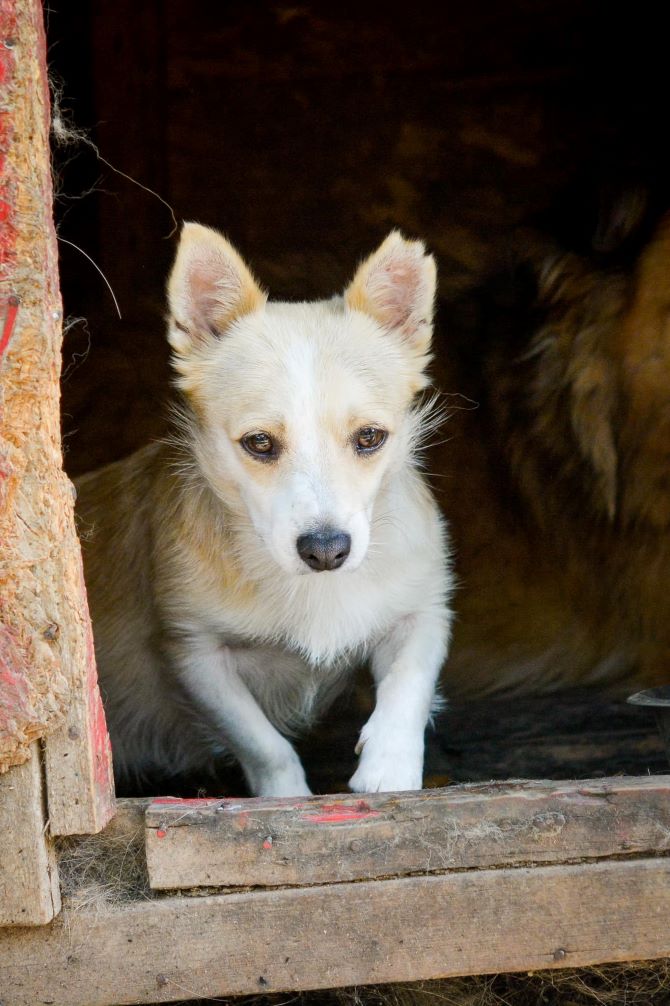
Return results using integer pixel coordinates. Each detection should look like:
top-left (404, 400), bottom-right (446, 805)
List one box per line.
top-left (2, 1), bottom-right (670, 1004)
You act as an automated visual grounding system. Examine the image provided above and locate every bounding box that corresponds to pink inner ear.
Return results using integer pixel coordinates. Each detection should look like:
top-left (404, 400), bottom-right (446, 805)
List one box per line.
top-left (368, 256), bottom-right (423, 331)
top-left (187, 254), bottom-right (242, 331)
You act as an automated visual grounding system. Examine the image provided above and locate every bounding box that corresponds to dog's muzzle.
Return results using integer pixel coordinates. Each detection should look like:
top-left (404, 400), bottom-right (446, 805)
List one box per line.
top-left (296, 529), bottom-right (351, 571)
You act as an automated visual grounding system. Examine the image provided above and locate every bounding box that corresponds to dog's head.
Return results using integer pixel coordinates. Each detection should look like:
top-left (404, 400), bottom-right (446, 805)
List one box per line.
top-left (166, 223), bottom-right (436, 575)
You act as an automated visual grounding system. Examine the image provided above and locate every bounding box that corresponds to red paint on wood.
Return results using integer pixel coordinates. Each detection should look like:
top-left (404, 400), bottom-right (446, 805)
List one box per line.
top-left (0, 294), bottom-right (19, 361)
top-left (0, 51), bottom-right (11, 87)
top-left (67, 551), bottom-right (115, 812)
top-left (303, 801), bottom-right (381, 824)
top-left (0, 19), bottom-right (15, 91)
top-left (149, 798), bottom-right (382, 826)
top-left (84, 601), bottom-right (113, 791)
top-left (151, 797), bottom-right (223, 807)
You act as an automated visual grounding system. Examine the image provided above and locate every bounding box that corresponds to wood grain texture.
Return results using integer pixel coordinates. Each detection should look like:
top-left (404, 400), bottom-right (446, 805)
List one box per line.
top-left (0, 745), bottom-right (61, 925)
top-left (42, 548), bottom-right (115, 835)
top-left (42, 591), bottom-right (116, 834)
top-left (146, 776), bottom-right (670, 889)
top-left (2, 858), bottom-right (670, 1004)
top-left (0, 0), bottom-right (114, 831)
top-left (0, 0), bottom-right (67, 770)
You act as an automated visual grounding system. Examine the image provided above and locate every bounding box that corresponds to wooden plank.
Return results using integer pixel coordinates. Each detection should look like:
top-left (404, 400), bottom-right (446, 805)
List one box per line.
top-left (0, 0), bottom-right (115, 831)
top-left (0, 0), bottom-right (67, 773)
top-left (145, 775), bottom-right (670, 889)
top-left (42, 556), bottom-right (115, 835)
top-left (1, 857), bottom-right (670, 1004)
top-left (0, 745), bottom-right (60, 925)
top-left (42, 632), bottom-right (116, 834)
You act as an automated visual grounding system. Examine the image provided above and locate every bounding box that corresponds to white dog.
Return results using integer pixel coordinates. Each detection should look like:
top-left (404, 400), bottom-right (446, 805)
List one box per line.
top-left (75, 224), bottom-right (452, 796)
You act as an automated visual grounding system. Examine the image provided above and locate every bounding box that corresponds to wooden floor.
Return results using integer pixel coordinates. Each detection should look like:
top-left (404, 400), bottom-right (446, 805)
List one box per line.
top-left (423, 687), bottom-right (667, 782)
top-left (116, 685), bottom-right (669, 799)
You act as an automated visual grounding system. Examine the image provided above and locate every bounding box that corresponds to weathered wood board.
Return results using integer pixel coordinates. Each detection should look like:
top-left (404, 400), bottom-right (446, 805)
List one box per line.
top-left (0, 745), bottom-right (60, 925)
top-left (145, 776), bottom-right (670, 889)
top-left (0, 0), bottom-right (114, 833)
top-left (1, 857), bottom-right (670, 1005)
top-left (0, 0), bottom-right (66, 769)
top-left (42, 587), bottom-right (115, 835)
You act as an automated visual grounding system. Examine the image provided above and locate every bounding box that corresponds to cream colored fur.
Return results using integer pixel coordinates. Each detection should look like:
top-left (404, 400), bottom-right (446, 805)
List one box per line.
top-left (76, 224), bottom-right (452, 796)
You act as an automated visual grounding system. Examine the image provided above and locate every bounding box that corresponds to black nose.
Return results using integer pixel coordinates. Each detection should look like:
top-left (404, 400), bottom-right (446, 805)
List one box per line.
top-left (296, 529), bottom-right (351, 571)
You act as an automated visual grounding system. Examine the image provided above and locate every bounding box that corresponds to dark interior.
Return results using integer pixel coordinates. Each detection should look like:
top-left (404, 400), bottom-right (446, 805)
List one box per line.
top-left (49, 1), bottom-right (670, 478)
top-left (46, 1), bottom-right (670, 795)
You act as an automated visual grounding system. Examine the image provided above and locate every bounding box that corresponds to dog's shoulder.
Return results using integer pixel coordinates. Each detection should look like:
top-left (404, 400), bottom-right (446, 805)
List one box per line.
top-left (75, 441), bottom-right (166, 512)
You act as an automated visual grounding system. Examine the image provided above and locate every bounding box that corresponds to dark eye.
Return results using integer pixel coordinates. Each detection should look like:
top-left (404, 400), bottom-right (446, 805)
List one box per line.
top-left (241, 432), bottom-right (277, 459)
top-left (355, 427), bottom-right (387, 453)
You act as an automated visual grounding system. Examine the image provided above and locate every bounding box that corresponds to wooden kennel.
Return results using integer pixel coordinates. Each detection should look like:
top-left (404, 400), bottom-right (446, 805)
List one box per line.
top-left (1, 2), bottom-right (670, 1004)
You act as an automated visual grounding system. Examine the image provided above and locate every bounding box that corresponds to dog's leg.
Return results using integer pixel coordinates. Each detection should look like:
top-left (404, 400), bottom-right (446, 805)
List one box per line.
top-left (349, 611), bottom-right (448, 793)
top-left (174, 638), bottom-right (312, 797)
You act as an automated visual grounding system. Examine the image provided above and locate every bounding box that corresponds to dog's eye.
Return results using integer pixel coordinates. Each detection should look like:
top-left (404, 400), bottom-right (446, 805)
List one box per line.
top-left (241, 432), bottom-right (277, 459)
top-left (355, 427), bottom-right (387, 453)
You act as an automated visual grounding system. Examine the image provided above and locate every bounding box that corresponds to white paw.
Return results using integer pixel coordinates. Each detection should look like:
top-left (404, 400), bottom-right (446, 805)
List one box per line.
top-left (246, 755), bottom-right (312, 798)
top-left (349, 719), bottom-right (424, 793)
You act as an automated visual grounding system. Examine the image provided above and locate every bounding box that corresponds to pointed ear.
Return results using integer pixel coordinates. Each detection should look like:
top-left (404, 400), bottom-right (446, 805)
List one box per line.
top-left (167, 222), bottom-right (266, 357)
top-left (345, 231), bottom-right (437, 351)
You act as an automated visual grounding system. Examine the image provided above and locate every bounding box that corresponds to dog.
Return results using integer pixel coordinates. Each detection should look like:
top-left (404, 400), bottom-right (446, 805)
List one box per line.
top-left (75, 224), bottom-right (452, 796)
top-left (429, 206), bottom-right (670, 697)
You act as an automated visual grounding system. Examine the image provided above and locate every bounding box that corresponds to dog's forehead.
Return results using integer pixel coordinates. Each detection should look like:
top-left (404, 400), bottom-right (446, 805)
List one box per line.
top-left (214, 298), bottom-right (410, 408)
top-left (258, 298), bottom-right (376, 357)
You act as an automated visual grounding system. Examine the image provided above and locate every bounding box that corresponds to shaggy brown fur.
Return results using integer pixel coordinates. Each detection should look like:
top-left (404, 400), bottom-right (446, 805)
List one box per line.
top-left (432, 213), bottom-right (670, 696)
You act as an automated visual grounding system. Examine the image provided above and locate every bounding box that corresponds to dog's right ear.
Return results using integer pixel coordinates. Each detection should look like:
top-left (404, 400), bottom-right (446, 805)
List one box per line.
top-left (167, 223), bottom-right (266, 358)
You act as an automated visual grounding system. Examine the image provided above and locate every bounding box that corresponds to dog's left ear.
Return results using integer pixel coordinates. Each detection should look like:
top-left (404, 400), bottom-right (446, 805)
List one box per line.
top-left (167, 222), bottom-right (266, 359)
top-left (345, 231), bottom-right (437, 355)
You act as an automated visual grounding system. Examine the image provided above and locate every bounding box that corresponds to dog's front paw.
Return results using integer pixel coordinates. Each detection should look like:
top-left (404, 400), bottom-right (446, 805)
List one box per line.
top-left (246, 755), bottom-right (312, 798)
top-left (348, 719), bottom-right (424, 793)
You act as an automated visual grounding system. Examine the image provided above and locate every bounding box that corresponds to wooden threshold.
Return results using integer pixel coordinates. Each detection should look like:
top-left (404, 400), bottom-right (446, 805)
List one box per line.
top-left (146, 775), bottom-right (670, 889)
